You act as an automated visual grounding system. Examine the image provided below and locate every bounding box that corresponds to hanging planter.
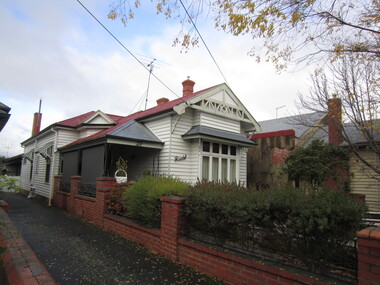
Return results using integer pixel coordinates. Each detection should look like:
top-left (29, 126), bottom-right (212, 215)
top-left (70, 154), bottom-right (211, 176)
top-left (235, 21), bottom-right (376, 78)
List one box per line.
top-left (114, 169), bottom-right (127, 183)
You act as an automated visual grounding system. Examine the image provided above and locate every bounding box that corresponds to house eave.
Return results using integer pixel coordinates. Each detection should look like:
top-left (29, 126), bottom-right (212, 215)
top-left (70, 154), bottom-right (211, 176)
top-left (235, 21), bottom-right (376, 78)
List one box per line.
top-left (183, 134), bottom-right (256, 147)
top-left (106, 136), bottom-right (164, 149)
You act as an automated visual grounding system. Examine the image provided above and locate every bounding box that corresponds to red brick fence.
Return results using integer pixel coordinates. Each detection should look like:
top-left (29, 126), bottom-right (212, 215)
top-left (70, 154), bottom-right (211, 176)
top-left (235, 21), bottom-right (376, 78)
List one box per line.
top-left (53, 175), bottom-right (380, 285)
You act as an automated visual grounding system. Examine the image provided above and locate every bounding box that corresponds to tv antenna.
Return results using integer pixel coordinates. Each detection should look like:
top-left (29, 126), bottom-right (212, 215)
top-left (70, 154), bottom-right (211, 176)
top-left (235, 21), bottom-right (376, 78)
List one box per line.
top-left (276, 105), bottom-right (286, 118)
top-left (144, 59), bottom-right (156, 110)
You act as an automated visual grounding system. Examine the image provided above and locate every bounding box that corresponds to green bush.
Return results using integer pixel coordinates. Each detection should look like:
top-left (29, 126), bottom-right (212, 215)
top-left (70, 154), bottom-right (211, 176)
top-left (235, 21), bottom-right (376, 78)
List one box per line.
top-left (185, 181), bottom-right (368, 271)
top-left (0, 175), bottom-right (22, 193)
top-left (124, 176), bottom-right (189, 227)
top-left (284, 140), bottom-right (350, 189)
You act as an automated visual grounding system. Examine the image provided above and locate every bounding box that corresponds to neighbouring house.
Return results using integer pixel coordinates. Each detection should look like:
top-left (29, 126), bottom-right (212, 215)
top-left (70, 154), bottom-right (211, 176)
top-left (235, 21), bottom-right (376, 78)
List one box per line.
top-left (1, 154), bottom-right (22, 176)
top-left (247, 112), bottom-right (326, 188)
top-left (0, 102), bottom-right (11, 132)
top-left (20, 109), bottom-right (124, 201)
top-left (23, 79), bottom-right (260, 200)
top-left (248, 97), bottom-right (380, 213)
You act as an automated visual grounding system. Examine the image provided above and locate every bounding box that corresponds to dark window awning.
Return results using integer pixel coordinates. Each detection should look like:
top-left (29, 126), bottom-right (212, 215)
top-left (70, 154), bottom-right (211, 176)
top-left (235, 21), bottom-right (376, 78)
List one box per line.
top-left (182, 125), bottom-right (256, 146)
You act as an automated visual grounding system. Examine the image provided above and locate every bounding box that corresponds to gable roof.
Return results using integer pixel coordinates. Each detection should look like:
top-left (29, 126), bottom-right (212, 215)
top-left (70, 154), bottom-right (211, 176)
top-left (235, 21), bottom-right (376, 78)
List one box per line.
top-left (60, 84), bottom-right (222, 149)
top-left (21, 111), bottom-right (124, 145)
top-left (56, 111), bottom-right (123, 127)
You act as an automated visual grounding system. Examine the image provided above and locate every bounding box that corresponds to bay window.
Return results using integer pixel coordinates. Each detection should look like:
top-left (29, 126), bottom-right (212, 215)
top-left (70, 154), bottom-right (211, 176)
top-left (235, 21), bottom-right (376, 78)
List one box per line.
top-left (201, 141), bottom-right (238, 182)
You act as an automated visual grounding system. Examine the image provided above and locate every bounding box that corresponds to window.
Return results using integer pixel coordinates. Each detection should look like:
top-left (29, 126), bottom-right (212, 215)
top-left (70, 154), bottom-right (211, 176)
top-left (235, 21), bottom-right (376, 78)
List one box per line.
top-left (201, 141), bottom-right (238, 182)
top-left (45, 158), bottom-right (51, 183)
top-left (29, 152), bottom-right (34, 181)
top-left (202, 156), bottom-right (209, 180)
top-left (35, 156), bottom-right (39, 174)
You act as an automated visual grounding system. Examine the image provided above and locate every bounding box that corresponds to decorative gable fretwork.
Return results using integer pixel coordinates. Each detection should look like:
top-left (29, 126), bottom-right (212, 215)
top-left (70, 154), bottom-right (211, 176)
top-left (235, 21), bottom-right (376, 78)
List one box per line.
top-left (193, 99), bottom-right (249, 121)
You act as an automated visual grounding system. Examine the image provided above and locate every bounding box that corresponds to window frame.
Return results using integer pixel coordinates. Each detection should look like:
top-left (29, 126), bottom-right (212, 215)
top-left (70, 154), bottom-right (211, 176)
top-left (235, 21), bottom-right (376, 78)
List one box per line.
top-left (200, 140), bottom-right (238, 182)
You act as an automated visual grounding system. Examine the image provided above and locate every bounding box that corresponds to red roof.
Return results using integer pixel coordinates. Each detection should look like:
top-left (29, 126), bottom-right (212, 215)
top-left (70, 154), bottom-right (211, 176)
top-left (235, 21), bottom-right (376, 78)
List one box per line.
top-left (62, 84), bottom-right (220, 148)
top-left (249, 129), bottom-right (295, 139)
top-left (56, 112), bottom-right (124, 127)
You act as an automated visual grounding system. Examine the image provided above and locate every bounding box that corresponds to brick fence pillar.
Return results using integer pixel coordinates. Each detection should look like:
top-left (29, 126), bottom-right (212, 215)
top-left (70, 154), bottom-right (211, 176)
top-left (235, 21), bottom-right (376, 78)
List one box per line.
top-left (94, 177), bottom-right (116, 228)
top-left (0, 200), bottom-right (8, 213)
top-left (357, 226), bottom-right (380, 284)
top-left (160, 196), bottom-right (185, 261)
top-left (67, 176), bottom-right (81, 214)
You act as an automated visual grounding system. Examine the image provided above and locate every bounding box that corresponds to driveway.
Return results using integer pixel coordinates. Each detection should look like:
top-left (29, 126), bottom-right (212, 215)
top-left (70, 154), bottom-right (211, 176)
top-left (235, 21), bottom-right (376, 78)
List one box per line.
top-left (0, 192), bottom-right (224, 285)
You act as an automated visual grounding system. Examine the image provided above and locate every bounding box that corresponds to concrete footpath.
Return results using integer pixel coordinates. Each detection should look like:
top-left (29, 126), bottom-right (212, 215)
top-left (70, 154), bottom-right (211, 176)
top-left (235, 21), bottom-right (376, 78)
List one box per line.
top-left (0, 192), bottom-right (224, 285)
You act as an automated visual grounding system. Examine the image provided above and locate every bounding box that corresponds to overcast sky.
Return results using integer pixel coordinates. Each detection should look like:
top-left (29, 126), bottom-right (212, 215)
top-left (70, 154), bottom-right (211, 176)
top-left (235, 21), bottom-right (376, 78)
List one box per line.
top-left (0, 0), bottom-right (315, 157)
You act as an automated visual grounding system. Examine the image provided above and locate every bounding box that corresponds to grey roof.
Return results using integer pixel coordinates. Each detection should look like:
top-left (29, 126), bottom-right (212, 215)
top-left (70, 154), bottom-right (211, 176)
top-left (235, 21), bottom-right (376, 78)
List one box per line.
top-left (343, 123), bottom-right (380, 145)
top-left (259, 112), bottom-right (380, 145)
top-left (258, 112), bottom-right (325, 137)
top-left (107, 120), bottom-right (163, 144)
top-left (182, 125), bottom-right (255, 145)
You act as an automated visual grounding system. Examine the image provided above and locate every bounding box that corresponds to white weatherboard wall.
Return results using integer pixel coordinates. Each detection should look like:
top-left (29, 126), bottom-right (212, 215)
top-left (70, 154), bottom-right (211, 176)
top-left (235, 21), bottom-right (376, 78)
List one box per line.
top-left (56, 129), bottom-right (79, 148)
top-left (169, 110), bottom-right (198, 183)
top-left (31, 132), bottom-right (55, 198)
top-left (350, 151), bottom-right (380, 212)
top-left (20, 144), bottom-right (34, 191)
top-left (20, 131), bottom-right (56, 198)
top-left (199, 113), bottom-right (240, 133)
top-left (145, 116), bottom-right (171, 175)
top-left (239, 149), bottom-right (247, 186)
top-left (20, 127), bottom-right (81, 199)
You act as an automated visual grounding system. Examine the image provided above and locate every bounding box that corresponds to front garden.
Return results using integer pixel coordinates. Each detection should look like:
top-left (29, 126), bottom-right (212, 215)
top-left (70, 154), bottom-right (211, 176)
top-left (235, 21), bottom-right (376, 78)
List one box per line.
top-left (106, 175), bottom-right (368, 283)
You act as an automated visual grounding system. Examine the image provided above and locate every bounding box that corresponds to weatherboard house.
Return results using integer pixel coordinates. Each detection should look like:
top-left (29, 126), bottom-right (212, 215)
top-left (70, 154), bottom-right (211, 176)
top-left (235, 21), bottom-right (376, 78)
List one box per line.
top-left (20, 79), bottom-right (260, 201)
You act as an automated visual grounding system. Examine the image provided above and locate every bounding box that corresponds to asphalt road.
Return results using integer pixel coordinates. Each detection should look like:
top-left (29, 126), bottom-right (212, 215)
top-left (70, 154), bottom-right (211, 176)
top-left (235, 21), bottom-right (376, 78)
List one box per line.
top-left (0, 192), bottom-right (224, 285)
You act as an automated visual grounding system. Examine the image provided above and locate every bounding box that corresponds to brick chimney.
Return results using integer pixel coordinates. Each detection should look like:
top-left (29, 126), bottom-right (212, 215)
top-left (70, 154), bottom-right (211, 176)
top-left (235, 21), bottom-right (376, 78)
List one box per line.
top-left (182, 77), bottom-right (195, 97)
top-left (327, 96), bottom-right (342, 146)
top-left (156, 97), bottom-right (169, 106)
top-left (32, 112), bottom-right (42, 136)
top-left (32, 99), bottom-right (42, 137)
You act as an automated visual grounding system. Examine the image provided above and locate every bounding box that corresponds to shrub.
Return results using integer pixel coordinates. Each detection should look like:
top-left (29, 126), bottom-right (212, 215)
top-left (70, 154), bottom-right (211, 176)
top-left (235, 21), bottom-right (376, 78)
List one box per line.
top-left (0, 175), bottom-right (22, 193)
top-left (124, 176), bottom-right (189, 227)
top-left (185, 181), bottom-right (368, 271)
top-left (284, 140), bottom-right (350, 189)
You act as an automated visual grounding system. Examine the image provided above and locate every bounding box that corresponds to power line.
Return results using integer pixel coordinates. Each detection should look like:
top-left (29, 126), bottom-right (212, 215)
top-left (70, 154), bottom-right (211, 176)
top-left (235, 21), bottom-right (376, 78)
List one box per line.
top-left (76, 0), bottom-right (180, 99)
top-left (178, 0), bottom-right (229, 85)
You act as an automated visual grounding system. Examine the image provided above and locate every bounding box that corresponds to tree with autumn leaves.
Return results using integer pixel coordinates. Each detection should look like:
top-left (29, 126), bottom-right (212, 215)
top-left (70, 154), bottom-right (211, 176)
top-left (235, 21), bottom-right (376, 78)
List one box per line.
top-left (109, 0), bottom-right (379, 176)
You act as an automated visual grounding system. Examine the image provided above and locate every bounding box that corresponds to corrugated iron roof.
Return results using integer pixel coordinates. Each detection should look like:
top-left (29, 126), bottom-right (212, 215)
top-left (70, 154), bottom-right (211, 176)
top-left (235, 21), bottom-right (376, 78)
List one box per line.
top-left (182, 125), bottom-right (255, 145)
top-left (258, 112), bottom-right (325, 138)
top-left (108, 120), bottom-right (162, 143)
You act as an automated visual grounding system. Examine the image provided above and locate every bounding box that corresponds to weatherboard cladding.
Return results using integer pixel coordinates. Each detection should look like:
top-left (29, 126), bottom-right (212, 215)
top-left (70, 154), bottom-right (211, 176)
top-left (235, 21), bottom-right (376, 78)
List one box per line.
top-left (169, 111), bottom-right (198, 183)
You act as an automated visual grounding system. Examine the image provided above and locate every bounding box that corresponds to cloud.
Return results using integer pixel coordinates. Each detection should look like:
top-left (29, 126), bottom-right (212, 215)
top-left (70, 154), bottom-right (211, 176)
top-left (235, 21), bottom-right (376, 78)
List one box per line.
top-left (0, 0), bottom-right (315, 157)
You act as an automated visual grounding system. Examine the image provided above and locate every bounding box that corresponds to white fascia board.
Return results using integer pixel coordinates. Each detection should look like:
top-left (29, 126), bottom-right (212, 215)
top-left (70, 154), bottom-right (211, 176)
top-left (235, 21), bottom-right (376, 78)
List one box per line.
top-left (107, 137), bottom-right (164, 149)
